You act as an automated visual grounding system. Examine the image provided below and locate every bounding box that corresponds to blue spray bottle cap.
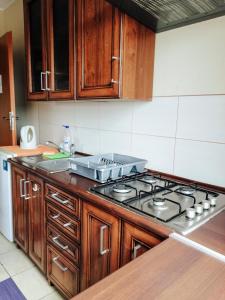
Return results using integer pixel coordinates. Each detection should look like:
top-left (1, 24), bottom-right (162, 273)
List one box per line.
top-left (63, 125), bottom-right (69, 128)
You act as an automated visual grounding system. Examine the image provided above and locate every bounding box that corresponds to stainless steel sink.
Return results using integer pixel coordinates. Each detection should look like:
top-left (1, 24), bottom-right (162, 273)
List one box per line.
top-left (36, 158), bottom-right (72, 173)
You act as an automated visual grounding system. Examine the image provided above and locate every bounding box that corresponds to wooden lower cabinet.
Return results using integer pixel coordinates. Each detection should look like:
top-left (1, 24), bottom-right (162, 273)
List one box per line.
top-left (28, 173), bottom-right (46, 272)
top-left (47, 245), bottom-right (79, 299)
top-left (81, 202), bottom-right (121, 291)
top-left (12, 166), bottom-right (46, 273)
top-left (12, 166), bottom-right (28, 253)
top-left (120, 221), bottom-right (163, 266)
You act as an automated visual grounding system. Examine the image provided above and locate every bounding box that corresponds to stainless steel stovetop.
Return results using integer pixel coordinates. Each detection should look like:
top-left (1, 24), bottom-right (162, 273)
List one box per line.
top-left (91, 173), bottom-right (225, 235)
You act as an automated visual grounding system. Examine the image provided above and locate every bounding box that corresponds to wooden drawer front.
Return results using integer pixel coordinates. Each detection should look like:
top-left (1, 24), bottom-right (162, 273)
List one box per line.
top-left (47, 204), bottom-right (80, 242)
top-left (47, 246), bottom-right (79, 299)
top-left (45, 184), bottom-right (80, 219)
top-left (47, 224), bottom-right (79, 265)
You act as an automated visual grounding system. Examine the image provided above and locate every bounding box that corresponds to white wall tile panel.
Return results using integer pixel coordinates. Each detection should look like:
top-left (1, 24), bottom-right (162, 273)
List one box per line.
top-left (99, 131), bottom-right (132, 155)
top-left (133, 97), bottom-right (178, 137)
top-left (174, 139), bottom-right (225, 187)
top-left (177, 95), bottom-right (225, 143)
top-left (132, 134), bottom-right (175, 173)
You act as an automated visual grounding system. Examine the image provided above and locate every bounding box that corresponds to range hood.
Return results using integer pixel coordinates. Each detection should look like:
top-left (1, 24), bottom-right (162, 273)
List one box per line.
top-left (107, 0), bottom-right (225, 32)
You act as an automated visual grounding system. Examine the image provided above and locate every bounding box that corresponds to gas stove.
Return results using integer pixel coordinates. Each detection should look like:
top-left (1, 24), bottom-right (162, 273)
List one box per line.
top-left (90, 172), bottom-right (225, 235)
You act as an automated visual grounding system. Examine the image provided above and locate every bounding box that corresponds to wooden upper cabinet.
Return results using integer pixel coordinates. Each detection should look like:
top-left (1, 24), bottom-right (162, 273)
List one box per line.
top-left (76, 0), bottom-right (121, 99)
top-left (76, 0), bottom-right (155, 100)
top-left (120, 222), bottom-right (163, 267)
top-left (81, 202), bottom-right (120, 291)
top-left (24, 0), bottom-right (74, 100)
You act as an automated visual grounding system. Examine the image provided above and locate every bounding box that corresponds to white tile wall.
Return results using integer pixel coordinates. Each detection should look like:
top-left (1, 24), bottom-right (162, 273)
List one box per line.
top-left (25, 94), bottom-right (225, 188)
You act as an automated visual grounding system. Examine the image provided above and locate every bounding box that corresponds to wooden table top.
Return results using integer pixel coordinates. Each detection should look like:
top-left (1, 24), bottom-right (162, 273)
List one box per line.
top-left (73, 238), bottom-right (225, 300)
top-left (188, 210), bottom-right (225, 256)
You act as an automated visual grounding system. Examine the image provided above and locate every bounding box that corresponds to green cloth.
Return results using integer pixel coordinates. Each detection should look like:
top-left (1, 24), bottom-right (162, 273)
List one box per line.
top-left (43, 152), bottom-right (70, 160)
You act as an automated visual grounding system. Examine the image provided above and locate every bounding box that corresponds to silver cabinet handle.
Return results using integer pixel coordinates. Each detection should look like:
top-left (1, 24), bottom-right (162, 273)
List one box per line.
top-left (41, 72), bottom-right (45, 91)
top-left (63, 222), bottom-right (71, 228)
top-left (52, 256), bottom-right (68, 272)
top-left (24, 180), bottom-right (31, 200)
top-left (19, 179), bottom-right (25, 198)
top-left (100, 225), bottom-right (109, 256)
top-left (45, 71), bottom-right (51, 91)
top-left (111, 79), bottom-right (119, 84)
top-left (133, 244), bottom-right (142, 259)
top-left (51, 213), bottom-right (60, 220)
top-left (52, 236), bottom-right (69, 250)
top-left (112, 56), bottom-right (120, 61)
top-left (51, 193), bottom-right (69, 205)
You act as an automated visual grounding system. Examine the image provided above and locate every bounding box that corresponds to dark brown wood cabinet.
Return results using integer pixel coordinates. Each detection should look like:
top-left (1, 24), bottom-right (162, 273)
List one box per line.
top-left (76, 0), bottom-right (155, 100)
top-left (12, 166), bottom-right (46, 273)
top-left (12, 166), bottom-right (28, 253)
top-left (81, 202), bottom-right (120, 291)
top-left (28, 173), bottom-right (46, 271)
top-left (120, 221), bottom-right (163, 266)
top-left (24, 0), bottom-right (74, 100)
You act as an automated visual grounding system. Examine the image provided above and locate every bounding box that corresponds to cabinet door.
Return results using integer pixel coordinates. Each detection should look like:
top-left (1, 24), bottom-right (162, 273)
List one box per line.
top-left (47, 0), bottom-right (75, 99)
top-left (81, 202), bottom-right (120, 291)
top-left (28, 173), bottom-right (46, 272)
top-left (76, 0), bottom-right (121, 99)
top-left (12, 166), bottom-right (28, 253)
top-left (121, 222), bottom-right (163, 267)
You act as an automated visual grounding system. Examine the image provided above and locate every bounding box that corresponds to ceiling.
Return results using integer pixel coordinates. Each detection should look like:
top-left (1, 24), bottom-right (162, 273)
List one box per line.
top-left (0, 0), bottom-right (15, 11)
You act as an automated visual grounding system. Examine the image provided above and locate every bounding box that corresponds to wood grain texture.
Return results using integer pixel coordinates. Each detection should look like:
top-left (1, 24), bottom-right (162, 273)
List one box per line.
top-left (73, 239), bottom-right (225, 300)
top-left (0, 145), bottom-right (57, 156)
top-left (81, 202), bottom-right (120, 291)
top-left (121, 14), bottom-right (155, 100)
top-left (0, 32), bottom-right (16, 145)
top-left (188, 210), bottom-right (225, 256)
top-left (76, 0), bottom-right (121, 99)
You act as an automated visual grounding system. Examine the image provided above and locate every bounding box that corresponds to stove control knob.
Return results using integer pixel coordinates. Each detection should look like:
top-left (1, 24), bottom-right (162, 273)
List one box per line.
top-left (202, 200), bottom-right (210, 210)
top-left (186, 208), bottom-right (196, 219)
top-left (194, 204), bottom-right (203, 215)
top-left (208, 197), bottom-right (217, 207)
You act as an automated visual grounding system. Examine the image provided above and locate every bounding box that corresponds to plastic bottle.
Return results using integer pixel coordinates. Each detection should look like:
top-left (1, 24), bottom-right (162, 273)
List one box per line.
top-left (62, 125), bottom-right (72, 153)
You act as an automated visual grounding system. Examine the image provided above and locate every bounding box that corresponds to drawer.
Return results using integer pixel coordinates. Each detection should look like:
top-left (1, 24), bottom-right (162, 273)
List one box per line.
top-left (45, 184), bottom-right (80, 219)
top-left (47, 204), bottom-right (80, 242)
top-left (47, 245), bottom-right (79, 299)
top-left (47, 224), bottom-right (79, 265)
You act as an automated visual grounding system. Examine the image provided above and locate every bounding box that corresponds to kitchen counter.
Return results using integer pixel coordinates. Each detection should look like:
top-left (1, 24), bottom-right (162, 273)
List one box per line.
top-left (73, 237), bottom-right (225, 300)
top-left (188, 210), bottom-right (225, 256)
top-left (10, 157), bottom-right (171, 238)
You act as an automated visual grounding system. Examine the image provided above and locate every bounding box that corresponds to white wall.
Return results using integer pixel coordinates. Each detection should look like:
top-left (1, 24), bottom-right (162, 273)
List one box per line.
top-left (1, 1), bottom-right (225, 187)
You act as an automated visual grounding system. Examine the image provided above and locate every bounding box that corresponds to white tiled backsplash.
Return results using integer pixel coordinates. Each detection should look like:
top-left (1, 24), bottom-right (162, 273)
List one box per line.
top-left (26, 95), bottom-right (225, 188)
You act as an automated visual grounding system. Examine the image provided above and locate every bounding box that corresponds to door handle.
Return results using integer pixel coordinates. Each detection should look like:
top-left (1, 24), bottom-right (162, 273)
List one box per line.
top-left (45, 71), bottom-right (51, 91)
top-left (52, 256), bottom-right (68, 272)
top-left (24, 180), bottom-right (31, 200)
top-left (51, 193), bottom-right (69, 205)
top-left (133, 244), bottom-right (142, 259)
top-left (100, 225), bottom-right (109, 256)
top-left (52, 236), bottom-right (69, 250)
top-left (41, 72), bottom-right (45, 91)
top-left (19, 179), bottom-right (25, 198)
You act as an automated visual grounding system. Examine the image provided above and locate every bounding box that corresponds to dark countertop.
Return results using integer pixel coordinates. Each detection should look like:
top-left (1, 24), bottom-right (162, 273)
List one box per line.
top-left (73, 238), bottom-right (225, 300)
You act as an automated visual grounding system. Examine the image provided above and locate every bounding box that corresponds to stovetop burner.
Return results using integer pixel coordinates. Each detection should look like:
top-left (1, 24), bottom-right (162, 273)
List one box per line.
top-left (152, 197), bottom-right (166, 206)
top-left (113, 184), bottom-right (132, 194)
top-left (178, 186), bottom-right (195, 195)
top-left (140, 175), bottom-right (158, 184)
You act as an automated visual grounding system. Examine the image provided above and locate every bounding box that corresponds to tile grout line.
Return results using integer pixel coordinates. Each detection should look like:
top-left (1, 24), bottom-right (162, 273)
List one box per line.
top-left (172, 97), bottom-right (180, 174)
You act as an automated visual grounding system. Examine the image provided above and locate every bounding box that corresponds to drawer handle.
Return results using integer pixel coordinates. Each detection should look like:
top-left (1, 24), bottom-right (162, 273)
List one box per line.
top-left (51, 213), bottom-right (60, 220)
top-left (100, 225), bottom-right (109, 256)
top-left (51, 193), bottom-right (69, 205)
top-left (52, 256), bottom-right (68, 272)
top-left (63, 222), bottom-right (71, 228)
top-left (133, 244), bottom-right (142, 259)
top-left (52, 236), bottom-right (69, 250)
